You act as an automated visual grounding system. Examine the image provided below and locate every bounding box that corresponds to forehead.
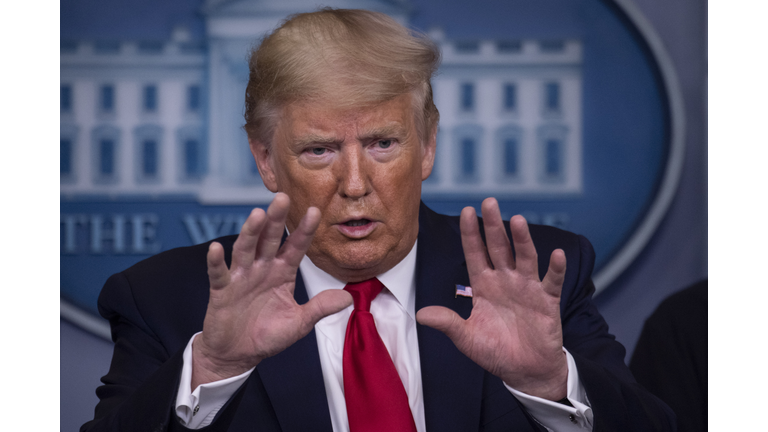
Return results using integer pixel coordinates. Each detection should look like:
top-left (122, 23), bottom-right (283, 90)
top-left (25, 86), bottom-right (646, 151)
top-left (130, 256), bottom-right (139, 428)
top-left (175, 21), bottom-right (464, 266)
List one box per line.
top-left (275, 94), bottom-right (417, 142)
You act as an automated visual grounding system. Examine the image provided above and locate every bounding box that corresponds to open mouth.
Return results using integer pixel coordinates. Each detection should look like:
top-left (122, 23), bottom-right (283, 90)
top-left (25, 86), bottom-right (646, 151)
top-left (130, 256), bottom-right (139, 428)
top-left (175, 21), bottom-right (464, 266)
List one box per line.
top-left (344, 219), bottom-right (371, 227)
top-left (337, 218), bottom-right (377, 239)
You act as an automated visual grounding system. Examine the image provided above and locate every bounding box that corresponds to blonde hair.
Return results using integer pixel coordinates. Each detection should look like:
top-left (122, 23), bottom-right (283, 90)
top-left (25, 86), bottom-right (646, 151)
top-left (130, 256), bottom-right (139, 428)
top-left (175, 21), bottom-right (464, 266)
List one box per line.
top-left (244, 8), bottom-right (441, 146)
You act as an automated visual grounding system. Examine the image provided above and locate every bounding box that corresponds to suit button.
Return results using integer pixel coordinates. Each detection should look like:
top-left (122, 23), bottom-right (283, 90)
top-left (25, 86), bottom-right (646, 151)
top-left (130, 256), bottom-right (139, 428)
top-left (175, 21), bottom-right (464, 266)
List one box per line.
top-left (569, 414), bottom-right (577, 424)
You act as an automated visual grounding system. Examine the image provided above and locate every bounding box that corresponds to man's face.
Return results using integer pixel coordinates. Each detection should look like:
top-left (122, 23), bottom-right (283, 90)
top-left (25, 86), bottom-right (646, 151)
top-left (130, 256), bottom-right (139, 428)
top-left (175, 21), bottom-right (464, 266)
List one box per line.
top-left (252, 94), bottom-right (436, 282)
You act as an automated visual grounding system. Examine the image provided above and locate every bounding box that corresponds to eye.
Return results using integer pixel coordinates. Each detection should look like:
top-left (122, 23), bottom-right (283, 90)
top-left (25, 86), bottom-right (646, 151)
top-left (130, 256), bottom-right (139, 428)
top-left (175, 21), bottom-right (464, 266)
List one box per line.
top-left (376, 139), bottom-right (393, 149)
top-left (310, 147), bottom-right (326, 155)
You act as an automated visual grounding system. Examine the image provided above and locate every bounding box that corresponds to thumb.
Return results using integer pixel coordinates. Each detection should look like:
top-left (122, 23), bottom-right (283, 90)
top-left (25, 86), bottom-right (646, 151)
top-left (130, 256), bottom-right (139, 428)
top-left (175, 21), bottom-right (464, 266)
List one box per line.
top-left (416, 306), bottom-right (468, 343)
top-left (301, 289), bottom-right (354, 332)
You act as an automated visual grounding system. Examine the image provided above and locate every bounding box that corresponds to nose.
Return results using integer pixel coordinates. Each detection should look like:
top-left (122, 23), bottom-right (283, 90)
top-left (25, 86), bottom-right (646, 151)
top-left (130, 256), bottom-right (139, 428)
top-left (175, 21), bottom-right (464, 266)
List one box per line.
top-left (338, 145), bottom-right (371, 199)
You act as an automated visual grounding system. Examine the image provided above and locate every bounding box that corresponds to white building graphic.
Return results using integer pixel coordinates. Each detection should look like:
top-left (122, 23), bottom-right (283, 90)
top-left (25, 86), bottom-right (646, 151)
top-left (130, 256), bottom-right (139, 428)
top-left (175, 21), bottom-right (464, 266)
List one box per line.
top-left (60, 0), bottom-right (582, 204)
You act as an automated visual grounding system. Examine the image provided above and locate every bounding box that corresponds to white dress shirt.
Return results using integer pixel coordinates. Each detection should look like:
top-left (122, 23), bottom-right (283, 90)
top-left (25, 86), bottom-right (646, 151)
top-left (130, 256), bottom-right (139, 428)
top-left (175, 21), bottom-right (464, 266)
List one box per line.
top-left (175, 241), bottom-right (593, 431)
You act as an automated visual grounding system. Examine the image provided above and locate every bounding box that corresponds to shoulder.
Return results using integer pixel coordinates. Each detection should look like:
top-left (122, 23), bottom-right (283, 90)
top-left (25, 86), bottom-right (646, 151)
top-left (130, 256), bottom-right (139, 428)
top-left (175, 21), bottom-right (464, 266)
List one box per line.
top-left (654, 279), bottom-right (707, 315)
top-left (108, 235), bottom-right (237, 287)
top-left (527, 223), bottom-right (589, 254)
top-left (122, 235), bottom-right (237, 278)
top-left (419, 202), bottom-right (592, 259)
top-left (97, 235), bottom-right (239, 337)
top-left (419, 204), bottom-right (595, 296)
top-left (646, 279), bottom-right (707, 332)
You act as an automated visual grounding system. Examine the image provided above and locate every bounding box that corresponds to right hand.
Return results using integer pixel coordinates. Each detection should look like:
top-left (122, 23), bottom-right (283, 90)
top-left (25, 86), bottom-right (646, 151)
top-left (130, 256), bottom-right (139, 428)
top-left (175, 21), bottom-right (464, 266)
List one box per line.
top-left (191, 192), bottom-right (353, 388)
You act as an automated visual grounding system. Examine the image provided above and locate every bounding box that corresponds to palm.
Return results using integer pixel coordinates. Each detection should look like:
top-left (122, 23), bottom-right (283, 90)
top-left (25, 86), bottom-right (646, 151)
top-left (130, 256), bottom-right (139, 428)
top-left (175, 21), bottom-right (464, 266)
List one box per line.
top-left (417, 198), bottom-right (568, 400)
top-left (459, 269), bottom-right (563, 384)
top-left (193, 193), bottom-right (352, 387)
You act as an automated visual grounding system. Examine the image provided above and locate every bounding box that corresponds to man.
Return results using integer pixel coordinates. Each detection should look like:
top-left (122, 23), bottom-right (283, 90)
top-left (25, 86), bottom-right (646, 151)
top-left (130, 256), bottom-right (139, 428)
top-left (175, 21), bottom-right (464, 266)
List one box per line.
top-left (83, 9), bottom-right (674, 432)
top-left (630, 280), bottom-right (708, 432)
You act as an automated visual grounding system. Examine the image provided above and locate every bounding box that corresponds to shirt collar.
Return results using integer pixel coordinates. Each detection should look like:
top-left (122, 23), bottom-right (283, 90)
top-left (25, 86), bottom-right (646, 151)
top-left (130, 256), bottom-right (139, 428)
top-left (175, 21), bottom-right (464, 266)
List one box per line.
top-left (299, 240), bottom-right (418, 320)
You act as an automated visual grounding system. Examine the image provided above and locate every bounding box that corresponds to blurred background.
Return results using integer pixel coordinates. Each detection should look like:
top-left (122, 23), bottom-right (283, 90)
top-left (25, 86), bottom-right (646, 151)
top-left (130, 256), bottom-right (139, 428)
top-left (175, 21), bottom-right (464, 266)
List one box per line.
top-left (60, 0), bottom-right (706, 430)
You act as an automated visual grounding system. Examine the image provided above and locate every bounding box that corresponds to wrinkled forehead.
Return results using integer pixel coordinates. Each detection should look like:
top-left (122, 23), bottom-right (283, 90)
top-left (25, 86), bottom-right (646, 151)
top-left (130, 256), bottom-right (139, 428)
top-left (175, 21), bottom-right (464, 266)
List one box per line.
top-left (272, 93), bottom-right (420, 144)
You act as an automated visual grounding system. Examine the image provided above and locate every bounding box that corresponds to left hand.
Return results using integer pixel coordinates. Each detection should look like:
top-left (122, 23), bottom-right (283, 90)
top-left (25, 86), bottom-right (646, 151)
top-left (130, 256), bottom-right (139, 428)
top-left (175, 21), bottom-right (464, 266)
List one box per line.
top-left (416, 198), bottom-right (568, 401)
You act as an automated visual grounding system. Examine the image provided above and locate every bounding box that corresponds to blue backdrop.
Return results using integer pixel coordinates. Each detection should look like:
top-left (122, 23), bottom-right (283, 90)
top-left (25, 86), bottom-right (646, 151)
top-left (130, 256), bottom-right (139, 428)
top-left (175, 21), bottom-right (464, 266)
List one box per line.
top-left (60, 0), bottom-right (707, 430)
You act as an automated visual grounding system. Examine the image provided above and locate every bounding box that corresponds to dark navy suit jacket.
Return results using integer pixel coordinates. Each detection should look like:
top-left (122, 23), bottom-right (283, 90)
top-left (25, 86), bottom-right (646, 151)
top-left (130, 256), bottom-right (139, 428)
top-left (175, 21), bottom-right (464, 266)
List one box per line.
top-left (82, 203), bottom-right (675, 431)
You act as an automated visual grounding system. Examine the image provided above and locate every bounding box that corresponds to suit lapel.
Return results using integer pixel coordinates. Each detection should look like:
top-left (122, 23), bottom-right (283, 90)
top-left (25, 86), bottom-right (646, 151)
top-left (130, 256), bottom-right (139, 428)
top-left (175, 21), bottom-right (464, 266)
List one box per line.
top-left (254, 270), bottom-right (333, 432)
top-left (415, 203), bottom-right (486, 431)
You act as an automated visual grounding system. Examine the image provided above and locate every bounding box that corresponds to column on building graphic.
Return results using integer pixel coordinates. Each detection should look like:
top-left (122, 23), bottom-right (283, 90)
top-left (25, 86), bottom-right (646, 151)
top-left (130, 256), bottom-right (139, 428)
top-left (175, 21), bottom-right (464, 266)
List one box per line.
top-left (426, 33), bottom-right (583, 196)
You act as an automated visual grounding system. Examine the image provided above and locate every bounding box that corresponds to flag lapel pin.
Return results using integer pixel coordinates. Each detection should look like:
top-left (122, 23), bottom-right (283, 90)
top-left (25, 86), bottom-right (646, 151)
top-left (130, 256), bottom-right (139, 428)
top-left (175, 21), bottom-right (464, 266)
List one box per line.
top-left (455, 284), bottom-right (473, 298)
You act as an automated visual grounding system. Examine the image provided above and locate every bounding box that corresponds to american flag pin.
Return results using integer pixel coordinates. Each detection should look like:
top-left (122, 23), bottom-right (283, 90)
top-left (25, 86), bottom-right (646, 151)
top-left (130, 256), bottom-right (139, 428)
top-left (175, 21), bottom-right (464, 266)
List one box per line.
top-left (455, 284), bottom-right (473, 298)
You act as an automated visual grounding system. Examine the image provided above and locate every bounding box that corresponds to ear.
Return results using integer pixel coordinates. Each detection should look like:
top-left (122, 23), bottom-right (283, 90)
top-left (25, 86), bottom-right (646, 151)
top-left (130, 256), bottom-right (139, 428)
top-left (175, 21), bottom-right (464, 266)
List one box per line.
top-left (249, 138), bottom-right (279, 192)
top-left (421, 124), bottom-right (437, 181)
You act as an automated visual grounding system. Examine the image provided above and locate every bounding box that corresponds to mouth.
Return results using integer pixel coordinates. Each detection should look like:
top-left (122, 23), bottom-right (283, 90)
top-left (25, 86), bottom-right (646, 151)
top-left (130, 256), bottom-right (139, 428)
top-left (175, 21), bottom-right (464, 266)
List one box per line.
top-left (336, 218), bottom-right (378, 239)
top-left (343, 219), bottom-right (371, 227)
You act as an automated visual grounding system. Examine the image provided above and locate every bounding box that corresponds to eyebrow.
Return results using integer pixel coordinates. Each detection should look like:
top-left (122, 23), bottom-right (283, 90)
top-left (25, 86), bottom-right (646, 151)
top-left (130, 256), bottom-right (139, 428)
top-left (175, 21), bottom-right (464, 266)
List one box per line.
top-left (291, 134), bottom-right (342, 148)
top-left (291, 124), bottom-right (408, 147)
top-left (357, 124), bottom-right (407, 140)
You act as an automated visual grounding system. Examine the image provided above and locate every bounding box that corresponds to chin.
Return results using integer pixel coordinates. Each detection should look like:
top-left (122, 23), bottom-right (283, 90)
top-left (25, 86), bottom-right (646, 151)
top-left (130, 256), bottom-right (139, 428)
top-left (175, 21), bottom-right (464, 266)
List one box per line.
top-left (333, 249), bottom-right (383, 271)
top-left (324, 241), bottom-right (388, 272)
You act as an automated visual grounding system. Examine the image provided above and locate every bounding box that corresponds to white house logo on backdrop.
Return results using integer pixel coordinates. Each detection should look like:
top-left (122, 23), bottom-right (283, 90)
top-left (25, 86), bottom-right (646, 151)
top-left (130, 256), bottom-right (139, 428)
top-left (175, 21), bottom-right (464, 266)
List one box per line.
top-left (60, 7), bottom-right (582, 203)
top-left (61, 0), bottom-right (684, 339)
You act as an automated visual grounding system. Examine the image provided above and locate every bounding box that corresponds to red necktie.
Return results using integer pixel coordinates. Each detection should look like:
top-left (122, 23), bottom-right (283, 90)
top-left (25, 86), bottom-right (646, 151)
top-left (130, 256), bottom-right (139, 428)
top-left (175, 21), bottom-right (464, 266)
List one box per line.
top-left (343, 278), bottom-right (417, 432)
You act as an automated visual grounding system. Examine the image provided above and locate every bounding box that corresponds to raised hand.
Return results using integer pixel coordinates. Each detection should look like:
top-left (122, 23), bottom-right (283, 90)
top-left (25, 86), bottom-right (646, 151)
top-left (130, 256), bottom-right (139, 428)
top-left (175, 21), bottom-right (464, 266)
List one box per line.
top-left (416, 198), bottom-right (568, 400)
top-left (192, 192), bottom-right (353, 389)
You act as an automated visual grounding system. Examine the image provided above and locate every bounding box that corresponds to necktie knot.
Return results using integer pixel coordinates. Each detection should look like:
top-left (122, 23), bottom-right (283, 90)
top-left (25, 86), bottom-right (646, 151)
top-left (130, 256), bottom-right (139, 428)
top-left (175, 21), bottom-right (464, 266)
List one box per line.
top-left (344, 278), bottom-right (384, 312)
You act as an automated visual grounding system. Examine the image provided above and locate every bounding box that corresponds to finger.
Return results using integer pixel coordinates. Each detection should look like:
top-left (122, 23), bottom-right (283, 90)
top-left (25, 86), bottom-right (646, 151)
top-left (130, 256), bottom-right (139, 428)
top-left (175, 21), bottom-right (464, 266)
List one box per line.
top-left (231, 207), bottom-right (267, 271)
top-left (277, 206), bottom-right (321, 268)
top-left (481, 198), bottom-right (514, 270)
top-left (255, 192), bottom-right (291, 259)
top-left (541, 249), bottom-right (566, 298)
top-left (207, 242), bottom-right (230, 290)
top-left (509, 215), bottom-right (539, 277)
top-left (460, 206), bottom-right (491, 279)
top-left (300, 289), bottom-right (354, 333)
top-left (416, 306), bottom-right (470, 347)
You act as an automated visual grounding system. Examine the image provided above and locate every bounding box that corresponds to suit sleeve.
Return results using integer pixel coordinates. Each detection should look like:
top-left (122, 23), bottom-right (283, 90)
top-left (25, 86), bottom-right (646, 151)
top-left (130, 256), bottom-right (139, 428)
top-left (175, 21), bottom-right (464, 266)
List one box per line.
top-left (81, 236), bottom-right (256, 432)
top-left (79, 271), bottom-right (186, 432)
top-left (559, 234), bottom-right (676, 431)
